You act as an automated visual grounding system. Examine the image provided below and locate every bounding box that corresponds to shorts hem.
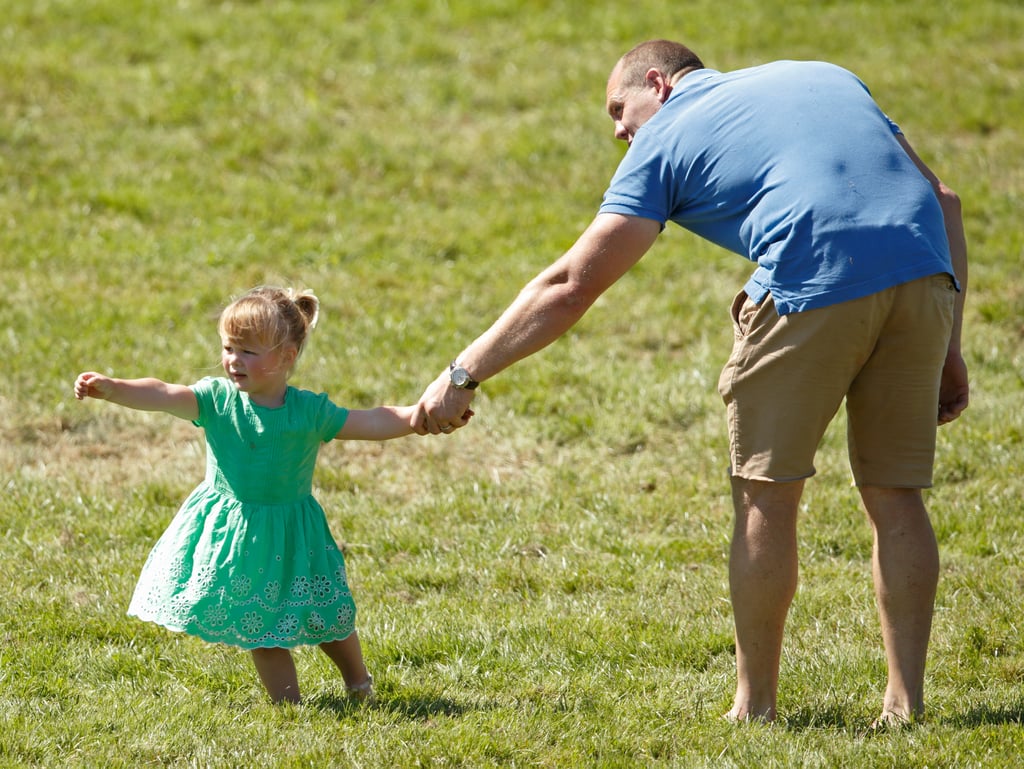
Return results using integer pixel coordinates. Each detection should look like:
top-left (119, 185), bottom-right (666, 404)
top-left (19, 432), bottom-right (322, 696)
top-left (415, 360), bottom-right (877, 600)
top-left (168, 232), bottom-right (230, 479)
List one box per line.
top-left (851, 480), bottom-right (934, 490)
top-left (728, 466), bottom-right (817, 483)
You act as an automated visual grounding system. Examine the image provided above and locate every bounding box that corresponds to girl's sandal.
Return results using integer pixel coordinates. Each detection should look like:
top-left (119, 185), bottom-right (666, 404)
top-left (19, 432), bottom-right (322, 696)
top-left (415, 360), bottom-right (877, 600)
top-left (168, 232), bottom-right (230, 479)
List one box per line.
top-left (347, 674), bottom-right (375, 704)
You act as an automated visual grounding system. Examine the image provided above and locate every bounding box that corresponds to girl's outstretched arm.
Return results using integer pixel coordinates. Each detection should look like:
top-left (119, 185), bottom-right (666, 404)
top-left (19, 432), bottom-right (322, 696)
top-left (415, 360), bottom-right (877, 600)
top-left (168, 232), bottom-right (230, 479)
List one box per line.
top-left (74, 372), bottom-right (199, 421)
top-left (337, 405), bottom-right (473, 441)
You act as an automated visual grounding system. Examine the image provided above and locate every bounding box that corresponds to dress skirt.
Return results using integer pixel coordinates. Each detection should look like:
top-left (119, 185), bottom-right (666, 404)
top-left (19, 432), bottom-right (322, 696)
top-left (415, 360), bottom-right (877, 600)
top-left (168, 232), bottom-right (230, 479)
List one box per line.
top-left (128, 482), bottom-right (357, 649)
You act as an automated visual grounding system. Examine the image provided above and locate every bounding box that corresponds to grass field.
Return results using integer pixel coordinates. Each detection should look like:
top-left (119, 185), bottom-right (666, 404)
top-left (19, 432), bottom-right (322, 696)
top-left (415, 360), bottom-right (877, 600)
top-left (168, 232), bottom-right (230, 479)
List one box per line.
top-left (2, 0), bottom-right (1023, 766)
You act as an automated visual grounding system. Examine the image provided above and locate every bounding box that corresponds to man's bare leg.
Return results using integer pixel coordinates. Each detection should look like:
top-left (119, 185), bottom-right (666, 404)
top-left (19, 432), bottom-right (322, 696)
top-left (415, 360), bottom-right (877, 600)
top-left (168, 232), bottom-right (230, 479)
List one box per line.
top-left (860, 486), bottom-right (938, 725)
top-left (727, 478), bottom-right (803, 722)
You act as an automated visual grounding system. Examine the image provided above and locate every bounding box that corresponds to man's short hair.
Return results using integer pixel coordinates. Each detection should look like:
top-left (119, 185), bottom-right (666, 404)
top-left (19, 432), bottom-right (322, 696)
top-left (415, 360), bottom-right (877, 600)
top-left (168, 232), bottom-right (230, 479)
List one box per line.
top-left (618, 40), bottom-right (705, 88)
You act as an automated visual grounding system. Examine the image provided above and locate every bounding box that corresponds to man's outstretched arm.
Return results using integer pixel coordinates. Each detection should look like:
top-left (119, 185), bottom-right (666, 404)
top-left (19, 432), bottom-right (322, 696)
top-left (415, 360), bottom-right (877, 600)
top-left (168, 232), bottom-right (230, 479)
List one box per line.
top-left (415, 213), bottom-right (661, 434)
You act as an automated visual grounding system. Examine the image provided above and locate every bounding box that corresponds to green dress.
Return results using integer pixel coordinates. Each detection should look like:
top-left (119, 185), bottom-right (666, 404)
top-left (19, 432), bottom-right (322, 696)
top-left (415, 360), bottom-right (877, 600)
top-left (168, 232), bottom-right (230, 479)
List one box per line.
top-left (128, 376), bottom-right (355, 649)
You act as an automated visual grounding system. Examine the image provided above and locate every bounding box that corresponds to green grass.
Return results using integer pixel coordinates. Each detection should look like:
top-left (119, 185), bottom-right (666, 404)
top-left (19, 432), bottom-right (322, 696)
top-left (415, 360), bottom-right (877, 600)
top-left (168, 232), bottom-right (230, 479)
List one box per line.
top-left (2, 0), bottom-right (1024, 766)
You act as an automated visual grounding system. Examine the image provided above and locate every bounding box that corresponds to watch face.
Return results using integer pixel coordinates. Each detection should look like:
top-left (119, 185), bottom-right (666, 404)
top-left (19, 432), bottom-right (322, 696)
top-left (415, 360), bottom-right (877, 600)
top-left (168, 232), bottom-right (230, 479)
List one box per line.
top-left (452, 367), bottom-right (469, 387)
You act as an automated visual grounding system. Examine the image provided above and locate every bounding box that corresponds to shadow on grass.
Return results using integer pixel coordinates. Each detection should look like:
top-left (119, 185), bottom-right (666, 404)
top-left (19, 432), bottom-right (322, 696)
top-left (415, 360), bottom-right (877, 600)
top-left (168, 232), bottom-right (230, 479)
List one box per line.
top-left (943, 703), bottom-right (1024, 727)
top-left (307, 692), bottom-right (480, 720)
top-left (771, 701), bottom-right (1024, 733)
top-left (779, 705), bottom-right (859, 731)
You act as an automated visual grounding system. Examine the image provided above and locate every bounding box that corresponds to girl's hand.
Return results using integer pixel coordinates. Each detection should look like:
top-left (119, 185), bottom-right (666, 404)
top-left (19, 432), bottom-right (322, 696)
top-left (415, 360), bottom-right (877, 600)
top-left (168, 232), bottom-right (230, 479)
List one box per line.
top-left (75, 371), bottom-right (114, 401)
top-left (71, 374), bottom-right (198, 418)
top-left (423, 408), bottom-right (475, 435)
top-left (414, 368), bottom-right (478, 435)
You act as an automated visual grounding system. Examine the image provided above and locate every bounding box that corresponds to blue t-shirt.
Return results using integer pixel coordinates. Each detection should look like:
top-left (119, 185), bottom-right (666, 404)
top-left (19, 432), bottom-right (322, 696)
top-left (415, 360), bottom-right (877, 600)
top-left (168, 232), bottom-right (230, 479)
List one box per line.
top-left (599, 61), bottom-right (955, 314)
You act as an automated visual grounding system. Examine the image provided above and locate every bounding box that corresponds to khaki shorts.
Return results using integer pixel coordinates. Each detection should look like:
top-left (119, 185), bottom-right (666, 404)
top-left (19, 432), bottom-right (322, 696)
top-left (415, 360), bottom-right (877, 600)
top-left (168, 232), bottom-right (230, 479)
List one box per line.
top-left (718, 273), bottom-right (956, 486)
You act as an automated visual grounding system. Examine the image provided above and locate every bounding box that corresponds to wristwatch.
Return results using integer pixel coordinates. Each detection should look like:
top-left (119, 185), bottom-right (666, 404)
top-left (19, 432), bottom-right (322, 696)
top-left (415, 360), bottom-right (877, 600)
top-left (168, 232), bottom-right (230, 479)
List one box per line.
top-left (449, 360), bottom-right (480, 390)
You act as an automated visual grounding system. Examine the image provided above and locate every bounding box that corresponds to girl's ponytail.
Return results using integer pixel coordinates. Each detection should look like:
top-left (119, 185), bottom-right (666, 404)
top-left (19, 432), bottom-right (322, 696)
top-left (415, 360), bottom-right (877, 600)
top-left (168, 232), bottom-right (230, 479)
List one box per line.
top-left (291, 290), bottom-right (320, 333)
top-left (219, 286), bottom-right (321, 369)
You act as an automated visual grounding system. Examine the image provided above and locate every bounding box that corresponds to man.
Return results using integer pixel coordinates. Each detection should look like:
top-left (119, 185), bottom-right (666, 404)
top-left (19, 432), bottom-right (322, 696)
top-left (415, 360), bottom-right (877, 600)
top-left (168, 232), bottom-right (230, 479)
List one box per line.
top-left (414, 39), bottom-right (969, 725)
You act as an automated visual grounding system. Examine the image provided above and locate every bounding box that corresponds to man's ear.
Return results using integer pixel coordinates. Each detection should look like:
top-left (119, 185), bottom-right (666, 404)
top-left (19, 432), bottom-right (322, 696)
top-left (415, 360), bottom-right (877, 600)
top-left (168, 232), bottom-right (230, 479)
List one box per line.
top-left (644, 67), bottom-right (673, 102)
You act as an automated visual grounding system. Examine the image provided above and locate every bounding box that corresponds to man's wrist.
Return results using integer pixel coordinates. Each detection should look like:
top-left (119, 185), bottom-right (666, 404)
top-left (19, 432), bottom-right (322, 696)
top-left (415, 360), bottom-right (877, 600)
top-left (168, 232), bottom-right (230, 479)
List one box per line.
top-left (449, 360), bottom-right (480, 390)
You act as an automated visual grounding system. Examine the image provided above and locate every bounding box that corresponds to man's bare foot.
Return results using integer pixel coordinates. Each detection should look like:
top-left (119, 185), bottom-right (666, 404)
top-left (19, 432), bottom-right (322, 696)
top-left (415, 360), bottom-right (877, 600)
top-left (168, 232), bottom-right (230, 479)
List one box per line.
top-left (723, 706), bottom-right (775, 724)
top-left (869, 710), bottom-right (915, 731)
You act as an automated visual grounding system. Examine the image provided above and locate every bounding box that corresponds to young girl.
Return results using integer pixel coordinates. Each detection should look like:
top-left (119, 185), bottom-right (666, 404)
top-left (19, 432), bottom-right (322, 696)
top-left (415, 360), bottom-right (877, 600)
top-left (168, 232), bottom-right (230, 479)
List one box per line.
top-left (74, 286), bottom-right (463, 705)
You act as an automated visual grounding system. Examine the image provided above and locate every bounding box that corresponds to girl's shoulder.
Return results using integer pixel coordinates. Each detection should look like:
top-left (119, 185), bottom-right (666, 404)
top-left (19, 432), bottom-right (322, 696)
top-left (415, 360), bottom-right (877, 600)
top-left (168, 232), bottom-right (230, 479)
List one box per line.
top-left (288, 385), bottom-right (340, 405)
top-left (286, 386), bottom-right (347, 419)
top-left (190, 376), bottom-right (237, 424)
top-left (286, 386), bottom-right (349, 440)
top-left (192, 376), bottom-right (235, 403)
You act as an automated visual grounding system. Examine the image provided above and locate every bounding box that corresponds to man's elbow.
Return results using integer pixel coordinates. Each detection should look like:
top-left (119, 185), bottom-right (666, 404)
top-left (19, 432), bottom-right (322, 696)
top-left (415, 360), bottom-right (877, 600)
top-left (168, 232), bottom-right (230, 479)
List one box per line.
top-left (936, 181), bottom-right (962, 219)
top-left (527, 269), bottom-right (599, 311)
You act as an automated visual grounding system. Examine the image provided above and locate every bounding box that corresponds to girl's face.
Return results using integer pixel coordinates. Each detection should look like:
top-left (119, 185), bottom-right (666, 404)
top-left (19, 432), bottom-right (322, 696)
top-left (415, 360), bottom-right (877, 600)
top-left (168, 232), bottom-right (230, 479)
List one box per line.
top-left (220, 334), bottom-right (296, 407)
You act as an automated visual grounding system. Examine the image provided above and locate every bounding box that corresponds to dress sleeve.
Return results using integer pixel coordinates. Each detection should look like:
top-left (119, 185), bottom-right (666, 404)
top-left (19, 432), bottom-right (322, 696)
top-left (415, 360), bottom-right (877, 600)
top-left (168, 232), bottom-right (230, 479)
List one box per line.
top-left (189, 376), bottom-right (227, 428)
top-left (320, 398), bottom-right (349, 442)
top-left (296, 389), bottom-right (349, 442)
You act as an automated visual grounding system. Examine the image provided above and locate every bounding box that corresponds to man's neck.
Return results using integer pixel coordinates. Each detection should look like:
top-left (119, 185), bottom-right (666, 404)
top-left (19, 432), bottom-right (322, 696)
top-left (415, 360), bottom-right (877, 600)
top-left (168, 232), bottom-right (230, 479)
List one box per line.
top-left (669, 66), bottom-right (702, 86)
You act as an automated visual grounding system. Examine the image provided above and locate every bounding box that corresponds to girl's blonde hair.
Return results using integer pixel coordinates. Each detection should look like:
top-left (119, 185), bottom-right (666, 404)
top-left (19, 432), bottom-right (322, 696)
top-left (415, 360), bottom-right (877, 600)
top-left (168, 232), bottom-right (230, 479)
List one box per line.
top-left (218, 286), bottom-right (320, 361)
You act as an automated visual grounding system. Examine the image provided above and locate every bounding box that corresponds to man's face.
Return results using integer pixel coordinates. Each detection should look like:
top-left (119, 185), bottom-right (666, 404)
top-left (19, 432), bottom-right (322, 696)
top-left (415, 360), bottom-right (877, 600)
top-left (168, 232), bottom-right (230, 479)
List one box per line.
top-left (605, 63), bottom-right (666, 146)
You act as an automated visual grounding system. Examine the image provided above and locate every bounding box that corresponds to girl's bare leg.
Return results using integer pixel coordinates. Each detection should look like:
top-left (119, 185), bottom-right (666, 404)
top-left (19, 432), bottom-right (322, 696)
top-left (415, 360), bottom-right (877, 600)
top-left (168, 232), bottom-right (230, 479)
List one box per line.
top-left (320, 632), bottom-right (373, 699)
top-left (251, 647), bottom-right (301, 704)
